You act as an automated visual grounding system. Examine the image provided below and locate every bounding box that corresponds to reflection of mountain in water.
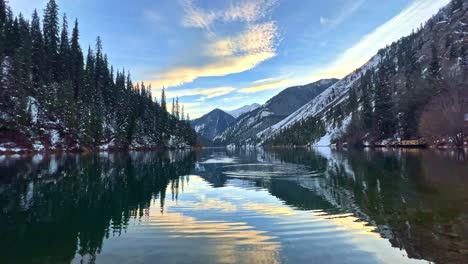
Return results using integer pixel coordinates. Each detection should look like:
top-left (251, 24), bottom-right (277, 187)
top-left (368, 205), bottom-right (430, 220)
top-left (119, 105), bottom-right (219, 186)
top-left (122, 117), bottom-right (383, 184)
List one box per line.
top-left (0, 151), bottom-right (196, 264)
top-left (1, 148), bottom-right (467, 264)
top-left (194, 148), bottom-right (468, 264)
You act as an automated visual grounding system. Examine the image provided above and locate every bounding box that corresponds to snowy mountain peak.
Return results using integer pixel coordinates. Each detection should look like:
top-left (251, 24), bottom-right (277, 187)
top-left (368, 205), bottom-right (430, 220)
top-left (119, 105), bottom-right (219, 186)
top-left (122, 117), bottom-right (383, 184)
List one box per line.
top-left (227, 104), bottom-right (261, 118)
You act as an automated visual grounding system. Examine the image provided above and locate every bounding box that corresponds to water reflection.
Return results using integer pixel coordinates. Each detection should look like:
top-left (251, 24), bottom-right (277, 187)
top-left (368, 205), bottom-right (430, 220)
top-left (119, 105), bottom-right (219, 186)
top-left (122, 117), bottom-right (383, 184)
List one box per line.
top-left (0, 148), bottom-right (466, 263)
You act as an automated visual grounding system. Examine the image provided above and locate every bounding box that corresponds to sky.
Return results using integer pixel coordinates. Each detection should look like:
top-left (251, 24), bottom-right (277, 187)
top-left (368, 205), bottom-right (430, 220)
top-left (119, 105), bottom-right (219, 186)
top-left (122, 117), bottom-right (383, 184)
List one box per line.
top-left (10, 0), bottom-right (451, 118)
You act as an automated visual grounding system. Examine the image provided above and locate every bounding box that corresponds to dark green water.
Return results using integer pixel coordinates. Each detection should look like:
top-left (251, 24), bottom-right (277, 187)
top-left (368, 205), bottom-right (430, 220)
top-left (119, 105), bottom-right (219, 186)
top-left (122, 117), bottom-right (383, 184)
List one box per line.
top-left (0, 148), bottom-right (467, 264)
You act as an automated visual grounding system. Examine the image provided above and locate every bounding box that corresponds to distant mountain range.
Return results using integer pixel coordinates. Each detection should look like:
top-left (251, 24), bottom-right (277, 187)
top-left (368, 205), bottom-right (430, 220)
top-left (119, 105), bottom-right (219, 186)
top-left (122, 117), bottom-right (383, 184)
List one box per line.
top-left (213, 79), bottom-right (338, 145)
top-left (227, 104), bottom-right (261, 118)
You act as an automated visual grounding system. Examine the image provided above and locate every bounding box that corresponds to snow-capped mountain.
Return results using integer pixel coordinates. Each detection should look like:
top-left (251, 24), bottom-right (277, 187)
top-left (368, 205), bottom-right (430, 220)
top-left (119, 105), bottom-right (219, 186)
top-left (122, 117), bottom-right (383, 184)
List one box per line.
top-left (214, 79), bottom-right (338, 145)
top-left (260, 0), bottom-right (468, 147)
top-left (227, 104), bottom-right (261, 119)
top-left (257, 55), bottom-right (381, 145)
top-left (191, 109), bottom-right (236, 141)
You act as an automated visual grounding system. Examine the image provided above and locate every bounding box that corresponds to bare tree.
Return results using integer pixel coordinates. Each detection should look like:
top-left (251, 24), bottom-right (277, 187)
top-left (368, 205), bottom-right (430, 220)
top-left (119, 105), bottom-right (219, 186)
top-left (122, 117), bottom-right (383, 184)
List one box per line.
top-left (419, 85), bottom-right (468, 147)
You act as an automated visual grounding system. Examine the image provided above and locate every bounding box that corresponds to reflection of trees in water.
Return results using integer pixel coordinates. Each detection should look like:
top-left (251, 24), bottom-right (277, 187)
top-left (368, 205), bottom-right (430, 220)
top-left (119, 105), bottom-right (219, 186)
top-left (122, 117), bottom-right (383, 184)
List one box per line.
top-left (0, 151), bottom-right (196, 264)
top-left (269, 148), bottom-right (468, 264)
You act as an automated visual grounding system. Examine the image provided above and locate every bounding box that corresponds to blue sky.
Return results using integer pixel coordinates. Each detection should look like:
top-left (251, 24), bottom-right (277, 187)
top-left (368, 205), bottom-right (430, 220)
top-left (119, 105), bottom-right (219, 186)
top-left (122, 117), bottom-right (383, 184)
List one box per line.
top-left (11, 0), bottom-right (451, 118)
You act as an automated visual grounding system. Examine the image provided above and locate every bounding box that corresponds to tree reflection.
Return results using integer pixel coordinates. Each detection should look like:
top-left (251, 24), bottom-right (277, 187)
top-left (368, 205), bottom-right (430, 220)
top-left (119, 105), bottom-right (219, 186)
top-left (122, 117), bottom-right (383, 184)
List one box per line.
top-left (0, 151), bottom-right (196, 264)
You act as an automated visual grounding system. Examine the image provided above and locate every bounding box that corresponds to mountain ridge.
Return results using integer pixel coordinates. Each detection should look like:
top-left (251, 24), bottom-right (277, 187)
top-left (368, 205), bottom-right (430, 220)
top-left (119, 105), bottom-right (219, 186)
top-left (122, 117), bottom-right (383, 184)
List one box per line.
top-left (227, 104), bottom-right (261, 119)
top-left (261, 0), bottom-right (468, 147)
top-left (214, 78), bottom-right (338, 145)
top-left (191, 109), bottom-right (236, 141)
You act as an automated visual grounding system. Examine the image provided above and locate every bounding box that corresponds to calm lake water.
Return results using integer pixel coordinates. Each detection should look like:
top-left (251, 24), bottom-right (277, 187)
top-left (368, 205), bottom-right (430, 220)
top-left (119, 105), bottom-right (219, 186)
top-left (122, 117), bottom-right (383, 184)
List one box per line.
top-left (0, 148), bottom-right (467, 264)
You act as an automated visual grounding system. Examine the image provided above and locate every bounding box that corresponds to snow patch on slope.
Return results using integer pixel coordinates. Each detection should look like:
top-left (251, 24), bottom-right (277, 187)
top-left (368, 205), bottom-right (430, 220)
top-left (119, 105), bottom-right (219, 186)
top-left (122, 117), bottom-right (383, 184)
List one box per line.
top-left (227, 104), bottom-right (261, 118)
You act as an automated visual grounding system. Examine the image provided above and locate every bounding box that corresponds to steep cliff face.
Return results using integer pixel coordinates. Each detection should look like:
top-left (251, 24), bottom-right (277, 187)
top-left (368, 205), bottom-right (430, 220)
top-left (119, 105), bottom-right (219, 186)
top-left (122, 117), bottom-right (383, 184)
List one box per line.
top-left (214, 79), bottom-right (338, 145)
top-left (191, 109), bottom-right (236, 141)
top-left (261, 0), bottom-right (468, 147)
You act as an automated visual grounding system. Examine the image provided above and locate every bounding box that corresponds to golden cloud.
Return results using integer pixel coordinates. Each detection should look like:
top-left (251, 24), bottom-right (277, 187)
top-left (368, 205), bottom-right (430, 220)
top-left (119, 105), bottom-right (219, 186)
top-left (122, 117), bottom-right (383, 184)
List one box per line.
top-left (149, 22), bottom-right (277, 88)
top-left (164, 86), bottom-right (236, 99)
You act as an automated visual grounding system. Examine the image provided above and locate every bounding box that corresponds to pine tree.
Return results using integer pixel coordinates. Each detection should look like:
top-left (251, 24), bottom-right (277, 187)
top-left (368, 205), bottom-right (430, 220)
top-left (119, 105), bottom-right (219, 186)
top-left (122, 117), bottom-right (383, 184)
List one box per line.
top-left (70, 19), bottom-right (83, 99)
top-left (0, 0), bottom-right (6, 25)
top-left (4, 12), bottom-right (20, 56)
top-left (171, 98), bottom-right (175, 116)
top-left (58, 14), bottom-right (70, 82)
top-left (0, 0), bottom-right (6, 55)
top-left (360, 72), bottom-right (373, 130)
top-left (161, 88), bottom-right (167, 112)
top-left (181, 105), bottom-right (185, 121)
top-left (43, 0), bottom-right (60, 83)
top-left (374, 58), bottom-right (396, 139)
top-left (31, 10), bottom-right (46, 97)
top-left (175, 97), bottom-right (180, 119)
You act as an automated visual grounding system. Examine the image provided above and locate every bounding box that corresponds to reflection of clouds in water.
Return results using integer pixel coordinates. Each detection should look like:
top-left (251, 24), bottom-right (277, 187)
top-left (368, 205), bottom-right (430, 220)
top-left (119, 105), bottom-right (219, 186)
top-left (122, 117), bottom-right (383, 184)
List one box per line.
top-left (146, 209), bottom-right (280, 264)
top-left (200, 157), bottom-right (238, 164)
top-left (243, 203), bottom-right (297, 216)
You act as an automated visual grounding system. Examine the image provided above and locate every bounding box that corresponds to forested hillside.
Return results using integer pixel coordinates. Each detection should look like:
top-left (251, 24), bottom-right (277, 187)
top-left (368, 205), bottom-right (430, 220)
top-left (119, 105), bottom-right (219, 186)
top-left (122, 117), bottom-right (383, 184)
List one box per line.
top-left (263, 0), bottom-right (468, 148)
top-left (0, 0), bottom-right (196, 153)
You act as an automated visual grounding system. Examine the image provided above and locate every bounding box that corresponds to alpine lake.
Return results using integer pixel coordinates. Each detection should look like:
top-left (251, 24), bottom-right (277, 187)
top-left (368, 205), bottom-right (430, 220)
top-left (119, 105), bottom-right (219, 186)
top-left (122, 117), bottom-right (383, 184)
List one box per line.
top-left (1, 148), bottom-right (467, 264)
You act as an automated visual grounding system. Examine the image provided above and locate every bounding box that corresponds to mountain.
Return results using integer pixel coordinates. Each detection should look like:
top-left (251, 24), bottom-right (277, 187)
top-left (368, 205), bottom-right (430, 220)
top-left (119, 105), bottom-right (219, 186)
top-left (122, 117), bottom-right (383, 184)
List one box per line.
top-left (191, 109), bottom-right (236, 141)
top-left (261, 0), bottom-right (468, 147)
top-left (214, 79), bottom-right (338, 145)
top-left (227, 104), bottom-right (261, 118)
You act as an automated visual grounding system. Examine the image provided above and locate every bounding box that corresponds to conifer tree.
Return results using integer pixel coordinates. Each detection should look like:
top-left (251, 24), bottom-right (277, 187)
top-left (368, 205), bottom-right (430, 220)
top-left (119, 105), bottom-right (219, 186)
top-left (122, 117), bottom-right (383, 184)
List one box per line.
top-left (31, 10), bottom-right (46, 97)
top-left (70, 19), bottom-right (83, 98)
top-left (58, 14), bottom-right (70, 82)
top-left (43, 0), bottom-right (60, 82)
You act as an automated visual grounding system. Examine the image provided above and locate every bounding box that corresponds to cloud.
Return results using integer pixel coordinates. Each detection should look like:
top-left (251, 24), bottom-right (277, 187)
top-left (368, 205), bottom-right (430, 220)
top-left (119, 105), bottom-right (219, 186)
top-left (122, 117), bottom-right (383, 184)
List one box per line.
top-left (222, 96), bottom-right (248, 101)
top-left (164, 86), bottom-right (236, 100)
top-left (180, 0), bottom-right (278, 28)
top-left (149, 22), bottom-right (278, 88)
top-left (319, 0), bottom-right (366, 29)
top-left (238, 79), bottom-right (291, 93)
top-left (223, 0), bottom-right (279, 23)
top-left (319, 17), bottom-right (330, 25)
top-left (180, 0), bottom-right (218, 29)
top-left (308, 0), bottom-right (451, 81)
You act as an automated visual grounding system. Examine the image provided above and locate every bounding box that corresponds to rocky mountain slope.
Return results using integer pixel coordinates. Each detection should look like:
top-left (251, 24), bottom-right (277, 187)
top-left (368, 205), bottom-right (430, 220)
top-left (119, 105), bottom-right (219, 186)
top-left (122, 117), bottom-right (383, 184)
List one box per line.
top-left (260, 0), bottom-right (468, 147)
top-left (214, 79), bottom-right (338, 145)
top-left (191, 109), bottom-right (236, 141)
top-left (227, 104), bottom-right (261, 119)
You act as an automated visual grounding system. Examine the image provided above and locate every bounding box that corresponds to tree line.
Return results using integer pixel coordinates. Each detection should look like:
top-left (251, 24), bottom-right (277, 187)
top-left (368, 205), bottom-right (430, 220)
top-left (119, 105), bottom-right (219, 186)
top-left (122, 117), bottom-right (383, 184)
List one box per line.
top-left (0, 0), bottom-right (196, 150)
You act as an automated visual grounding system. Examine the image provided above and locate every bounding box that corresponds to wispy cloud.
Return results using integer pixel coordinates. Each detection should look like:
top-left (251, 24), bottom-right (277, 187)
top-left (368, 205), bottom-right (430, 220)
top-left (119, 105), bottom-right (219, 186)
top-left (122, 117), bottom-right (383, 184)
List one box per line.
top-left (308, 0), bottom-right (451, 81)
top-left (319, 0), bottom-right (366, 29)
top-left (180, 0), bottom-right (278, 28)
top-left (223, 0), bottom-right (278, 23)
top-left (222, 96), bottom-right (248, 101)
top-left (164, 86), bottom-right (236, 100)
top-left (180, 0), bottom-right (218, 30)
top-left (238, 78), bottom-right (291, 93)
